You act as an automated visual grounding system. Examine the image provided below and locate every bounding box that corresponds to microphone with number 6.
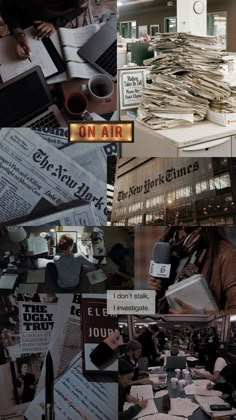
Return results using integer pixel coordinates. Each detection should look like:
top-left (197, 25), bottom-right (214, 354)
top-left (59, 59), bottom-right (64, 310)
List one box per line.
top-left (149, 242), bottom-right (171, 296)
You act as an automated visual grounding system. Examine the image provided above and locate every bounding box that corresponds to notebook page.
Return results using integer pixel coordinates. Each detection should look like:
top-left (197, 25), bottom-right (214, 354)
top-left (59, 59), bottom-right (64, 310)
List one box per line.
top-left (58, 24), bottom-right (100, 79)
top-left (0, 27), bottom-right (58, 82)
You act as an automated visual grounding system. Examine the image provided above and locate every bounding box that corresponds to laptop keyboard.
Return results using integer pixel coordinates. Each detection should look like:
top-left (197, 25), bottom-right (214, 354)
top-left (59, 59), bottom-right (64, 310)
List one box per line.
top-left (95, 41), bottom-right (117, 77)
top-left (28, 112), bottom-right (60, 129)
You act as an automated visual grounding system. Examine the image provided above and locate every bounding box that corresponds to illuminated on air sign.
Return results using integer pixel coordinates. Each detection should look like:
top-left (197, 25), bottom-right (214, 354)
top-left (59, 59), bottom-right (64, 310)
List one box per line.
top-left (69, 122), bottom-right (134, 142)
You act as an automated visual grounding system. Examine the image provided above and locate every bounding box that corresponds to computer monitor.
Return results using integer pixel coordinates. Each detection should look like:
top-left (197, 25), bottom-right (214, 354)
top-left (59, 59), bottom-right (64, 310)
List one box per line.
top-left (56, 231), bottom-right (78, 254)
top-left (130, 42), bottom-right (154, 66)
top-left (166, 356), bottom-right (187, 370)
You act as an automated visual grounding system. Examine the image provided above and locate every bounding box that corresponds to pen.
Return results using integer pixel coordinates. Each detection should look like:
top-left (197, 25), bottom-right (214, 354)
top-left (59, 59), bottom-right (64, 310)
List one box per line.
top-left (42, 351), bottom-right (55, 420)
top-left (15, 33), bottom-right (32, 62)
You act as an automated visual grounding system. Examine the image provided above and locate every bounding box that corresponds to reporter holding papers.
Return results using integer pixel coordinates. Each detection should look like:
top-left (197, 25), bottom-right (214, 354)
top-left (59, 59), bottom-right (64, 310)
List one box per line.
top-left (147, 227), bottom-right (236, 314)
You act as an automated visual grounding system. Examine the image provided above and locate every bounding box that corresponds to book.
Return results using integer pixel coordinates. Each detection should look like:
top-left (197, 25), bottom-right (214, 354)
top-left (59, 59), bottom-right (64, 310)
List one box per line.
top-left (80, 294), bottom-right (118, 380)
top-left (165, 274), bottom-right (219, 311)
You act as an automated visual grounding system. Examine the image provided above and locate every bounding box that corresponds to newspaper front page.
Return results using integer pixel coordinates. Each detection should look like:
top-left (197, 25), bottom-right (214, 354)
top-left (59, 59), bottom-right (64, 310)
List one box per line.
top-left (0, 128), bottom-right (107, 225)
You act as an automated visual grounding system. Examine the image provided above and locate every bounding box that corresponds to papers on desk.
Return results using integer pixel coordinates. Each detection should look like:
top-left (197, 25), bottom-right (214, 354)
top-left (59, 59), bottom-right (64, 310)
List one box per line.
top-left (139, 415), bottom-right (185, 420)
top-left (154, 389), bottom-right (169, 398)
top-left (137, 32), bottom-right (231, 130)
top-left (195, 395), bottom-right (236, 418)
top-left (26, 270), bottom-right (46, 284)
top-left (0, 27), bottom-right (58, 82)
top-left (26, 234), bottom-right (48, 255)
top-left (184, 383), bottom-right (221, 396)
top-left (58, 24), bottom-right (101, 79)
top-left (18, 282), bottom-right (38, 295)
top-left (124, 399), bottom-right (158, 419)
top-left (86, 269), bottom-right (107, 285)
top-left (130, 385), bottom-right (154, 400)
top-left (0, 274), bottom-right (17, 290)
top-left (169, 398), bottom-right (199, 417)
top-left (149, 374), bottom-right (167, 384)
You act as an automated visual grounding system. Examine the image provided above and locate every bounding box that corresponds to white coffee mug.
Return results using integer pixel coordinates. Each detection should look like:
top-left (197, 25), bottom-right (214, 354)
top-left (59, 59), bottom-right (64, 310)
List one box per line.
top-left (171, 377), bottom-right (178, 390)
top-left (183, 370), bottom-right (190, 381)
top-left (88, 74), bottom-right (114, 101)
top-left (175, 368), bottom-right (181, 378)
top-left (178, 379), bottom-right (186, 392)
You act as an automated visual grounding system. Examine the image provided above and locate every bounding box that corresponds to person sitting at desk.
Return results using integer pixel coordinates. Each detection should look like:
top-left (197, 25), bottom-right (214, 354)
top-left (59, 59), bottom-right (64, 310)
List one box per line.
top-left (47, 234), bottom-right (95, 289)
top-left (161, 340), bottom-right (185, 366)
top-left (121, 340), bottom-right (152, 386)
top-left (192, 349), bottom-right (227, 383)
top-left (118, 359), bottom-right (148, 420)
top-left (211, 363), bottom-right (236, 408)
top-left (1, 0), bottom-right (84, 59)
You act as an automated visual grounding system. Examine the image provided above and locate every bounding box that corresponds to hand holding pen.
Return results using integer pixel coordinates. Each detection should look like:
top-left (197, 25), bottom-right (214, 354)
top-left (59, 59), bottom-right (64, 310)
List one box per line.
top-left (15, 32), bottom-right (32, 62)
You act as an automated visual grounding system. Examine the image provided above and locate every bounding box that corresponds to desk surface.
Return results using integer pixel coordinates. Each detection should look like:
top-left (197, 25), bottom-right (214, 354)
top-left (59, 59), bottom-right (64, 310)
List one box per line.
top-left (154, 372), bottom-right (209, 420)
top-left (135, 120), bottom-right (236, 148)
top-left (61, 79), bottom-right (117, 119)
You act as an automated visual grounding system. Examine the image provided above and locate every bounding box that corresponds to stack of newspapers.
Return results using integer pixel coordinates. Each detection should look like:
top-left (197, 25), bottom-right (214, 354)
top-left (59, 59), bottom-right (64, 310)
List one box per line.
top-left (137, 33), bottom-right (232, 129)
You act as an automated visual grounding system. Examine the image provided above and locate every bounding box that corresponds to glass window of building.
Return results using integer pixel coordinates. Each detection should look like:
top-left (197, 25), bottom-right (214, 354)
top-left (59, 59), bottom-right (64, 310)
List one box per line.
top-left (196, 180), bottom-right (208, 194)
top-left (128, 202), bottom-right (143, 213)
top-left (207, 12), bottom-right (227, 49)
top-left (146, 195), bottom-right (164, 209)
top-left (128, 215), bottom-right (142, 225)
top-left (120, 21), bottom-right (136, 38)
top-left (164, 17), bottom-right (177, 32)
top-left (219, 174), bottom-right (231, 189)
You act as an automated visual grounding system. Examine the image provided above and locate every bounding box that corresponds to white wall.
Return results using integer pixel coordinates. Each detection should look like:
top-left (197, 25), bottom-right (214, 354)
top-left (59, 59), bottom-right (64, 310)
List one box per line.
top-left (177, 0), bottom-right (207, 35)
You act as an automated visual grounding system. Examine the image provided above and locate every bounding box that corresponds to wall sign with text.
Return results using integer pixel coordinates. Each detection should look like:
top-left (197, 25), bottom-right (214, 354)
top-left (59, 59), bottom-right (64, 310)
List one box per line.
top-left (119, 68), bottom-right (148, 110)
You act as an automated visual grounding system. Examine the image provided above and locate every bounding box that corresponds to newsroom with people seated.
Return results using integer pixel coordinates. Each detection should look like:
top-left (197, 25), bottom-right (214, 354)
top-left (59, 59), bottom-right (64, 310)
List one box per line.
top-left (118, 324), bottom-right (236, 420)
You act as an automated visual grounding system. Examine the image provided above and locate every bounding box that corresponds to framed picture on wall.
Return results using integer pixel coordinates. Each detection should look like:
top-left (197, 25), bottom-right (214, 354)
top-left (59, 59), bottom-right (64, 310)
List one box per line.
top-left (138, 25), bottom-right (148, 38)
top-left (150, 24), bottom-right (160, 36)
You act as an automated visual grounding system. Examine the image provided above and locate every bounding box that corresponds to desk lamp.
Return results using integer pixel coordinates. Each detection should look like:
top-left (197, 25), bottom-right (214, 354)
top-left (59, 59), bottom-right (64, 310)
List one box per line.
top-left (7, 227), bottom-right (27, 250)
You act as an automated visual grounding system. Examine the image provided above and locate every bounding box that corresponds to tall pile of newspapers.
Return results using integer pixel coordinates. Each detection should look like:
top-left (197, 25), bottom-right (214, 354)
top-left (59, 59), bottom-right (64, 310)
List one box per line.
top-left (137, 33), bottom-right (233, 129)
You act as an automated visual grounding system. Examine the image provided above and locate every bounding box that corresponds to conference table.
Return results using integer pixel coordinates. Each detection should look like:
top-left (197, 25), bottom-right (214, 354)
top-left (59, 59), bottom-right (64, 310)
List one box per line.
top-left (154, 372), bottom-right (210, 420)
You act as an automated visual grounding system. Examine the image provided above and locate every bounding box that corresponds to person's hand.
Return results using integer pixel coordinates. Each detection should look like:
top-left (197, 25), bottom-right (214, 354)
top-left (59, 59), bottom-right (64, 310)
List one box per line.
top-left (127, 395), bottom-right (139, 404)
top-left (147, 277), bottom-right (162, 291)
top-left (15, 33), bottom-right (31, 59)
top-left (169, 298), bottom-right (194, 314)
top-left (206, 383), bottom-right (214, 390)
top-left (139, 378), bottom-right (153, 385)
top-left (104, 330), bottom-right (122, 351)
top-left (33, 21), bottom-right (56, 39)
top-left (137, 399), bottom-right (148, 409)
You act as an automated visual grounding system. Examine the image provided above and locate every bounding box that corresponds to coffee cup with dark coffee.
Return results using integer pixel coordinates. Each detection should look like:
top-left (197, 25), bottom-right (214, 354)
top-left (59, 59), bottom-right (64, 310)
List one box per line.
top-left (65, 92), bottom-right (88, 118)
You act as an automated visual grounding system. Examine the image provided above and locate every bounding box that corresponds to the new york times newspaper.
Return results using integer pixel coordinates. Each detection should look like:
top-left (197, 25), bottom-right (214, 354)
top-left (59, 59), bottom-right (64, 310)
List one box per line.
top-left (0, 128), bottom-right (107, 225)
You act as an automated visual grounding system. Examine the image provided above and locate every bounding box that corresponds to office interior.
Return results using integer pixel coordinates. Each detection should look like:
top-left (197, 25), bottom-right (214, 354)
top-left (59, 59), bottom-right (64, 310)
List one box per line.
top-left (0, 0), bottom-right (117, 128)
top-left (118, 0), bottom-right (236, 158)
top-left (118, 314), bottom-right (236, 419)
top-left (0, 225), bottom-right (134, 295)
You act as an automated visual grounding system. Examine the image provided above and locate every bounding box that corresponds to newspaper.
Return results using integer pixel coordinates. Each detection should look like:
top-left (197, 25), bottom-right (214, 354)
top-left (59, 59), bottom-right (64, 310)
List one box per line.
top-left (138, 32), bottom-right (231, 129)
top-left (0, 294), bottom-right (58, 419)
top-left (19, 301), bottom-right (57, 354)
top-left (25, 353), bottom-right (118, 420)
top-left (62, 142), bottom-right (118, 183)
top-left (0, 128), bottom-right (107, 225)
top-left (33, 127), bottom-right (69, 148)
top-left (26, 294), bottom-right (118, 420)
top-left (22, 202), bottom-right (100, 226)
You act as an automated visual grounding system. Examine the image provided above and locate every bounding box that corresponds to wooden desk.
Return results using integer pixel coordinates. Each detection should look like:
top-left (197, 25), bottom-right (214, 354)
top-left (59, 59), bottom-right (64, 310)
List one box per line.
top-left (61, 79), bottom-right (117, 119)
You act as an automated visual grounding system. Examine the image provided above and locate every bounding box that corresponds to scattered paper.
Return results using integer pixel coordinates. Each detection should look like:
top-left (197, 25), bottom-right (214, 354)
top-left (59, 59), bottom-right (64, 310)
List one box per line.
top-left (169, 398), bottom-right (199, 417)
top-left (86, 269), bottom-right (107, 285)
top-left (130, 385), bottom-right (154, 400)
top-left (124, 399), bottom-right (158, 419)
top-left (154, 390), bottom-right (169, 398)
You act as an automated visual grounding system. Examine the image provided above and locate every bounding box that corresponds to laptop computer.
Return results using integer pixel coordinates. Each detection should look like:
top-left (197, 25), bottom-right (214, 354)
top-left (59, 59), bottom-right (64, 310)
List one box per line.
top-left (0, 66), bottom-right (66, 127)
top-left (78, 15), bottom-right (117, 80)
top-left (166, 356), bottom-right (187, 370)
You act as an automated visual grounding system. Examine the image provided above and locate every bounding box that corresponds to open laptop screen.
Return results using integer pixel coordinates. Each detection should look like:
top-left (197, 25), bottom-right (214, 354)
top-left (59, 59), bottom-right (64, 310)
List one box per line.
top-left (0, 68), bottom-right (51, 127)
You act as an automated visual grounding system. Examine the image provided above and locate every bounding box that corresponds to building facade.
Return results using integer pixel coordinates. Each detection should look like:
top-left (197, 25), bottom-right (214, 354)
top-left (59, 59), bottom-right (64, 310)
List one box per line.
top-left (111, 158), bottom-right (236, 226)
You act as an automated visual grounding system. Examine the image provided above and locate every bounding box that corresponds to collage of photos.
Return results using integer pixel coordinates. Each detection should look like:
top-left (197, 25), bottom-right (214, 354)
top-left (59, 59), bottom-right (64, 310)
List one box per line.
top-left (1, 0), bottom-right (236, 419)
